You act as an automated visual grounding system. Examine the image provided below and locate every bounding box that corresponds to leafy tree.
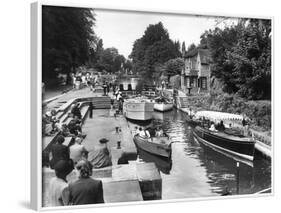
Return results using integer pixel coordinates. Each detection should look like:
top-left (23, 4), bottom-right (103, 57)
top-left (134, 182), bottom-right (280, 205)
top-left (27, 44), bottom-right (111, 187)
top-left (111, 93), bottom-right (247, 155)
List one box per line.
top-left (42, 6), bottom-right (97, 84)
top-left (201, 19), bottom-right (271, 100)
top-left (94, 47), bottom-right (127, 73)
top-left (226, 19), bottom-right (271, 99)
top-left (130, 22), bottom-right (179, 82)
top-left (164, 58), bottom-right (184, 81)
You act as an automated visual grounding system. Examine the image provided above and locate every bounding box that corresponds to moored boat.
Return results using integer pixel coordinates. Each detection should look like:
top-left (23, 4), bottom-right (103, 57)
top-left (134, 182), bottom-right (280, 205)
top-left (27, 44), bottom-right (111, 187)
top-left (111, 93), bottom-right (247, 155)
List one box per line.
top-left (133, 135), bottom-right (172, 158)
top-left (123, 98), bottom-right (154, 121)
top-left (185, 116), bottom-right (201, 127)
top-left (154, 102), bottom-right (173, 112)
top-left (193, 126), bottom-right (255, 161)
top-left (153, 96), bottom-right (174, 112)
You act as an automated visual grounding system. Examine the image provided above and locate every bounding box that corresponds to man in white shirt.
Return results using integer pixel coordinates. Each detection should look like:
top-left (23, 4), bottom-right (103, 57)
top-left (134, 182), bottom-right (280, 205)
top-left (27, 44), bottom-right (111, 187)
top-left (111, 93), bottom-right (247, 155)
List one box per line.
top-left (69, 137), bottom-right (88, 164)
top-left (48, 160), bottom-right (73, 206)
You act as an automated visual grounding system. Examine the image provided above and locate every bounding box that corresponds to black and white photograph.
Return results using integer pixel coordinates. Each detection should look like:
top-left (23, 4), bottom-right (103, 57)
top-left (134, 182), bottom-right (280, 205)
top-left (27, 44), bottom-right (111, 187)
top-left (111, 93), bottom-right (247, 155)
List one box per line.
top-left (33, 2), bottom-right (272, 210)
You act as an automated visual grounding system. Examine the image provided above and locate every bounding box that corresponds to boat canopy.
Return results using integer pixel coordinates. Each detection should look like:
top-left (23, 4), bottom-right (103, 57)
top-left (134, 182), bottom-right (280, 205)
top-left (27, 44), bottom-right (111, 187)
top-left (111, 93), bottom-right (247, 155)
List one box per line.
top-left (195, 111), bottom-right (244, 122)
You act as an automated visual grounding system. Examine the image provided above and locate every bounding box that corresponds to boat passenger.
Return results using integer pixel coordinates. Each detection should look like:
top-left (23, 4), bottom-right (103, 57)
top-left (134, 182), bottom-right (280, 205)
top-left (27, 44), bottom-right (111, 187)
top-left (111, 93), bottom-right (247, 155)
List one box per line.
top-left (145, 128), bottom-right (151, 138)
top-left (155, 127), bottom-right (164, 137)
top-left (216, 120), bottom-right (226, 131)
top-left (138, 127), bottom-right (146, 138)
top-left (209, 122), bottom-right (218, 132)
top-left (135, 126), bottom-right (140, 136)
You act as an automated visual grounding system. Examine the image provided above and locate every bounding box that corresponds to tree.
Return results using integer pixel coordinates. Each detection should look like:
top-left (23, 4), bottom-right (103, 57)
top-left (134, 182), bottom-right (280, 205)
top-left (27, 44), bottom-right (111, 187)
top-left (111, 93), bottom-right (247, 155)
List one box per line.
top-left (201, 19), bottom-right (271, 100)
top-left (226, 19), bottom-right (271, 99)
top-left (95, 47), bottom-right (127, 73)
top-left (42, 6), bottom-right (97, 84)
top-left (181, 41), bottom-right (186, 56)
top-left (164, 58), bottom-right (184, 81)
top-left (130, 22), bottom-right (180, 82)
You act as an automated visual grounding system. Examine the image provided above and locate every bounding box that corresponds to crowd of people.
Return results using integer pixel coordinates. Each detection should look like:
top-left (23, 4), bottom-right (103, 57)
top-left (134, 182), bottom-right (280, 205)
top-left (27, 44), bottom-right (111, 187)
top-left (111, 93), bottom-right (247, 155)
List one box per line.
top-left (44, 100), bottom-right (114, 206)
top-left (47, 133), bottom-right (112, 206)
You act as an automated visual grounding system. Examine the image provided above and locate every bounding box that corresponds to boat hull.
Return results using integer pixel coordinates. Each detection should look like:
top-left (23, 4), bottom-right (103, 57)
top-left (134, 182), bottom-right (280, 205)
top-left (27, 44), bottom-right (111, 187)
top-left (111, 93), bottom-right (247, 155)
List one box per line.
top-left (133, 135), bottom-right (171, 158)
top-left (193, 126), bottom-right (255, 161)
top-left (186, 117), bottom-right (201, 127)
top-left (123, 100), bottom-right (154, 121)
top-left (154, 103), bottom-right (173, 112)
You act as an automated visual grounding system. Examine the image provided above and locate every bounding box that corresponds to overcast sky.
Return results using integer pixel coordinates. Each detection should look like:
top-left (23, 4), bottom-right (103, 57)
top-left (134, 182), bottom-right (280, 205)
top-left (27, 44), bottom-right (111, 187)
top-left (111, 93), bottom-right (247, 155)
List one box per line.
top-left (93, 9), bottom-right (238, 58)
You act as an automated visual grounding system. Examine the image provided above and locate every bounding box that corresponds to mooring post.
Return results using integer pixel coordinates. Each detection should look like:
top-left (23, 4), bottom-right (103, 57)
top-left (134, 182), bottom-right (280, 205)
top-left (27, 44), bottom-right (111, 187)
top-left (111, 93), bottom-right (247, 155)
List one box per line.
top-left (236, 162), bottom-right (240, 194)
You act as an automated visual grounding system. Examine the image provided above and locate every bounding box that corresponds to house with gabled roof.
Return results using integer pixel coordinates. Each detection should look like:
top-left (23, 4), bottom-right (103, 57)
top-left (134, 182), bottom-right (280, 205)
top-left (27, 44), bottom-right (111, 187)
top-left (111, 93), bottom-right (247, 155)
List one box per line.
top-left (181, 48), bottom-right (211, 93)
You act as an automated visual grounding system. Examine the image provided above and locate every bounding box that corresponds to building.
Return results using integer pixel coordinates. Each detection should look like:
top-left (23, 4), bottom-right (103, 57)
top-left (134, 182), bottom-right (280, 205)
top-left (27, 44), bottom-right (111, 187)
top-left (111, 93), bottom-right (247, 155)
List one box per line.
top-left (181, 49), bottom-right (211, 93)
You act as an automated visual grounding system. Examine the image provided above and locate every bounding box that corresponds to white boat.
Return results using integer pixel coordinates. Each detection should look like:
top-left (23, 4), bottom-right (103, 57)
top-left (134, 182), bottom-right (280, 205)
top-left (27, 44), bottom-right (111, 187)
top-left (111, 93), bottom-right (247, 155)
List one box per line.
top-left (123, 98), bottom-right (154, 121)
top-left (153, 97), bottom-right (173, 112)
top-left (154, 103), bottom-right (173, 112)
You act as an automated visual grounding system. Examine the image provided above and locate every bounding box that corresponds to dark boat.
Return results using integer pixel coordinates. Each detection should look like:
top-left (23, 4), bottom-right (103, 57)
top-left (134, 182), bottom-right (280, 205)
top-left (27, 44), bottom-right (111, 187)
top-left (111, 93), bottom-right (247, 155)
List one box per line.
top-left (133, 135), bottom-right (172, 158)
top-left (193, 126), bottom-right (255, 161)
top-left (185, 116), bottom-right (201, 127)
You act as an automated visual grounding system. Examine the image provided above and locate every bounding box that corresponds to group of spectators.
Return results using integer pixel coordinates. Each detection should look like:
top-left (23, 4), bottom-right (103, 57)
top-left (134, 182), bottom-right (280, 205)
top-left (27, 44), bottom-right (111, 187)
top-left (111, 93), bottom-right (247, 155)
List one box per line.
top-left (47, 134), bottom-right (112, 206)
top-left (71, 72), bottom-right (97, 91)
top-left (45, 102), bottom-right (113, 206)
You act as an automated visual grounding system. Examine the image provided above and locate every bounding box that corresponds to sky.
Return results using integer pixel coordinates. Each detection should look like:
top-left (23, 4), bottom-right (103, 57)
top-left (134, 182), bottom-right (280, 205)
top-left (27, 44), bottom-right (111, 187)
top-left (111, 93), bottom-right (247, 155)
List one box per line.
top-left (93, 9), bottom-right (238, 58)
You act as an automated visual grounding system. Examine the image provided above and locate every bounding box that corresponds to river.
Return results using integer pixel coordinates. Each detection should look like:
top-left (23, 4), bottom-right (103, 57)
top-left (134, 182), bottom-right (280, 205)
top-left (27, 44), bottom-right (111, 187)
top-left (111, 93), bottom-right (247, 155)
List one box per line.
top-left (128, 109), bottom-right (271, 199)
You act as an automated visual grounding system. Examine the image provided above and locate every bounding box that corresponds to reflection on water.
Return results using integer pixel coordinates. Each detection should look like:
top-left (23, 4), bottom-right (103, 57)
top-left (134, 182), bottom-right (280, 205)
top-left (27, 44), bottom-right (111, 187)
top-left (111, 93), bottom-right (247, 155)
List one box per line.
top-left (130, 109), bottom-right (271, 199)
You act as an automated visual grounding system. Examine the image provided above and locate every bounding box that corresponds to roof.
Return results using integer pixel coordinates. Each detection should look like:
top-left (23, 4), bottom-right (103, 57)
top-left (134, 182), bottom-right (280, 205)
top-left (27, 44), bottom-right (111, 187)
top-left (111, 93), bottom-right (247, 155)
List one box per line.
top-left (184, 49), bottom-right (211, 64)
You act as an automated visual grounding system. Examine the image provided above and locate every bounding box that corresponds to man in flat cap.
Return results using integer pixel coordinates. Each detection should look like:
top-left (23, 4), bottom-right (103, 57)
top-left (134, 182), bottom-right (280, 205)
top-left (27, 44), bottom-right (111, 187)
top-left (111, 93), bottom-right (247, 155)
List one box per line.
top-left (88, 138), bottom-right (112, 168)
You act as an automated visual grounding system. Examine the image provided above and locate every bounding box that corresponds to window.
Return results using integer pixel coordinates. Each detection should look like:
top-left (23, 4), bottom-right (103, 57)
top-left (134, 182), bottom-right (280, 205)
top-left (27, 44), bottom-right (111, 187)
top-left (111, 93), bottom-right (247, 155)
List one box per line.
top-left (201, 77), bottom-right (207, 89)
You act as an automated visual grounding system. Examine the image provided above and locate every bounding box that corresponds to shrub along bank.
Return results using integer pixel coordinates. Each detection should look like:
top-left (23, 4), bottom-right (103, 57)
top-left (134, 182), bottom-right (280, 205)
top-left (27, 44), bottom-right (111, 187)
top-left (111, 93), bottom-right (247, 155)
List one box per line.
top-left (186, 92), bottom-right (271, 133)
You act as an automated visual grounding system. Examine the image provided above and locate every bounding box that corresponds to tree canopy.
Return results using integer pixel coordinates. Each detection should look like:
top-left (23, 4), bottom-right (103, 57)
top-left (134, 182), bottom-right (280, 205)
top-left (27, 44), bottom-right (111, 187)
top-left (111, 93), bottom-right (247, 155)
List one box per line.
top-left (199, 19), bottom-right (271, 100)
top-left (130, 22), bottom-right (181, 82)
top-left (42, 6), bottom-right (97, 84)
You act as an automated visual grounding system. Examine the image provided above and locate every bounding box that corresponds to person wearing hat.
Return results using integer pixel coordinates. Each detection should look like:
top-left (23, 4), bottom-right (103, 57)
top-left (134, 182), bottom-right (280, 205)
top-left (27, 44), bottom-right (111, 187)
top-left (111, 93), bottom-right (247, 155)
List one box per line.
top-left (50, 135), bottom-right (71, 169)
top-left (48, 160), bottom-right (73, 206)
top-left (88, 138), bottom-right (112, 168)
top-left (62, 160), bottom-right (104, 205)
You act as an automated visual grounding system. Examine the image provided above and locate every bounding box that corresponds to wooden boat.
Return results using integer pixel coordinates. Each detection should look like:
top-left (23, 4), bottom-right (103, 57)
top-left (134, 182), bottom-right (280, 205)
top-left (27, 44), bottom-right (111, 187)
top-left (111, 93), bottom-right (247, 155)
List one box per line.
top-left (133, 135), bottom-right (172, 158)
top-left (153, 97), bottom-right (174, 112)
top-left (185, 116), bottom-right (201, 127)
top-left (123, 98), bottom-right (154, 121)
top-left (154, 103), bottom-right (173, 112)
top-left (193, 126), bottom-right (255, 161)
top-left (138, 148), bottom-right (172, 174)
